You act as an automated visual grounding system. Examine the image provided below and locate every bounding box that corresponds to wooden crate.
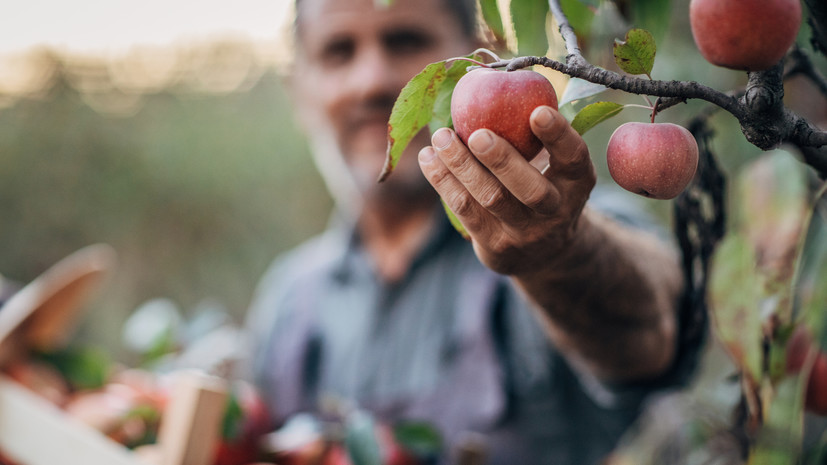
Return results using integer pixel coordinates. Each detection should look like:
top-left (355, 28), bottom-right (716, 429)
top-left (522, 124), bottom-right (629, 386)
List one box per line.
top-left (0, 245), bottom-right (229, 465)
top-left (0, 370), bottom-right (227, 465)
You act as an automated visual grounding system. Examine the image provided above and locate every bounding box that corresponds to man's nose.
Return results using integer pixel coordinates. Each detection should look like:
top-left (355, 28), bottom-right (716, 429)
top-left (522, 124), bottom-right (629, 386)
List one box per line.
top-left (346, 46), bottom-right (401, 100)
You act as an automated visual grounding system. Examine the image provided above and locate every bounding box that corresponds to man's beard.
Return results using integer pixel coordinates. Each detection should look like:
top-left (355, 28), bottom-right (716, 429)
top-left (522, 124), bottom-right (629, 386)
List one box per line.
top-left (308, 127), bottom-right (437, 220)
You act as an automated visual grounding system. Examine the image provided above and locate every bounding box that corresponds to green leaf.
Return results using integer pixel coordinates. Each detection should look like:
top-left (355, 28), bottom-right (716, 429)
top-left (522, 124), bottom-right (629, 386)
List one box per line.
top-left (393, 422), bottom-right (443, 458)
top-left (480, 0), bottom-right (505, 42)
top-left (429, 59), bottom-right (470, 133)
top-left (613, 28), bottom-right (656, 77)
top-left (570, 101), bottom-right (624, 135)
top-left (37, 345), bottom-right (112, 390)
top-left (559, 77), bottom-right (609, 107)
top-left (559, 0), bottom-right (595, 37)
top-left (734, 151), bottom-right (810, 324)
top-left (511, 0), bottom-right (551, 57)
top-left (629, 0), bottom-right (672, 46)
top-left (221, 391), bottom-right (245, 441)
top-left (381, 58), bottom-right (472, 182)
top-left (751, 375), bottom-right (806, 465)
top-left (442, 198), bottom-right (469, 240)
top-left (123, 404), bottom-right (162, 448)
top-left (709, 233), bottom-right (765, 382)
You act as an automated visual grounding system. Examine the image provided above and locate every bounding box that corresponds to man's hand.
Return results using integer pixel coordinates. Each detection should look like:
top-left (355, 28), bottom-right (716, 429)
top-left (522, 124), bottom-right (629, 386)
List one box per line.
top-left (417, 105), bottom-right (595, 277)
top-left (418, 105), bottom-right (682, 383)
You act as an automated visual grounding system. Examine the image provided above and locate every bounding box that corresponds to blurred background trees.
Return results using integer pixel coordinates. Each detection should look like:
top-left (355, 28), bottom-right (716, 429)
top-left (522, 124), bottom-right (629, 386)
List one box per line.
top-left (0, 40), bottom-right (332, 361)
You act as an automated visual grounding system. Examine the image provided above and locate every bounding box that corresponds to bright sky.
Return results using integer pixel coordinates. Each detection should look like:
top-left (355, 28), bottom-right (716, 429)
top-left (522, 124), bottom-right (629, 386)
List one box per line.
top-left (0, 0), bottom-right (293, 55)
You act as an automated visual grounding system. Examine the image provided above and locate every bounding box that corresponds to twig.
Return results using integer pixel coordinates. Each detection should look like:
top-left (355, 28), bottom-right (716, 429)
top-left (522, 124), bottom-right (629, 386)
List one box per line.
top-left (547, 0), bottom-right (582, 59)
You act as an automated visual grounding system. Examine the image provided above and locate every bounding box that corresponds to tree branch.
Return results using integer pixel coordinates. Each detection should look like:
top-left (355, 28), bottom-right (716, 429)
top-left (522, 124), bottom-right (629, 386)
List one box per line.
top-left (493, 55), bottom-right (743, 116)
top-left (490, 0), bottom-right (827, 164)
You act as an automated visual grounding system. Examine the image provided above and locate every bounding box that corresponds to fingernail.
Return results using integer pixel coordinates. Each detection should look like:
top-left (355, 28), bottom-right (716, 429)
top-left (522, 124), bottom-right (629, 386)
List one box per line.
top-left (432, 128), bottom-right (453, 149)
top-left (534, 106), bottom-right (554, 129)
top-left (419, 147), bottom-right (436, 164)
top-left (468, 130), bottom-right (493, 153)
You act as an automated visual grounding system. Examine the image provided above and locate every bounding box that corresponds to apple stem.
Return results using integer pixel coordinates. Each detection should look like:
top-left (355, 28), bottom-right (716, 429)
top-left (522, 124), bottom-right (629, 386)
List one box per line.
top-left (445, 49), bottom-right (502, 70)
top-left (445, 56), bottom-right (493, 69)
top-left (471, 48), bottom-right (502, 63)
top-left (650, 97), bottom-right (662, 124)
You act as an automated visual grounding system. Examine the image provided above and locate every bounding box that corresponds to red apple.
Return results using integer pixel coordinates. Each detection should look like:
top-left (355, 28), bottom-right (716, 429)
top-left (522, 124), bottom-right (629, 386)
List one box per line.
top-left (606, 122), bottom-right (699, 200)
top-left (689, 0), bottom-right (801, 72)
top-left (786, 326), bottom-right (827, 415)
top-left (63, 382), bottom-right (163, 447)
top-left (214, 381), bottom-right (274, 465)
top-left (450, 68), bottom-right (558, 161)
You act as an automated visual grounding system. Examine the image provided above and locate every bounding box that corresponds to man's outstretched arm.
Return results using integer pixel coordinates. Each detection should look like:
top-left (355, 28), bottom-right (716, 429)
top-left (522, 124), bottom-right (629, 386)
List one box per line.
top-left (418, 106), bottom-right (683, 383)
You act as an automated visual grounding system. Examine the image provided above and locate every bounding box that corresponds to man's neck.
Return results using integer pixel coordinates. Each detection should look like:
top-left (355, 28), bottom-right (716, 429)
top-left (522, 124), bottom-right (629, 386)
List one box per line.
top-left (358, 199), bottom-right (439, 283)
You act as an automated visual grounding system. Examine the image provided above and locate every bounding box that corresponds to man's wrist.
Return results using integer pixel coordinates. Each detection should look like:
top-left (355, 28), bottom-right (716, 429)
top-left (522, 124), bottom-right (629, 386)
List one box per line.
top-left (514, 208), bottom-right (601, 287)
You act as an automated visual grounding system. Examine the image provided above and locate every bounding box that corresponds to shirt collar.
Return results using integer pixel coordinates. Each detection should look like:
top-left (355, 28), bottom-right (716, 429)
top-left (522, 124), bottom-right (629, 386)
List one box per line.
top-left (329, 206), bottom-right (464, 284)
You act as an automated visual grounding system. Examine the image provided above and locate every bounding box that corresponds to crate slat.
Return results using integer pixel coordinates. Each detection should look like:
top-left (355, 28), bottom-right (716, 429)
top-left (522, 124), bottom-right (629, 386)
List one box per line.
top-left (0, 374), bottom-right (147, 465)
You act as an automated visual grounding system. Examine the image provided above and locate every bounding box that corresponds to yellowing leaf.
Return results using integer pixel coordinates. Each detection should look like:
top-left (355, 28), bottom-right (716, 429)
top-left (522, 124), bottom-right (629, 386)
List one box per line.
top-left (380, 58), bottom-right (471, 182)
top-left (613, 28), bottom-right (656, 77)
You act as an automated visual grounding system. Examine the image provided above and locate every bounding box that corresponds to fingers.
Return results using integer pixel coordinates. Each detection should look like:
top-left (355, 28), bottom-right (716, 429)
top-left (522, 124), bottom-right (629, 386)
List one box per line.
top-left (419, 107), bottom-right (592, 231)
top-left (464, 129), bottom-right (560, 217)
top-left (530, 106), bottom-right (592, 181)
top-left (418, 129), bottom-right (501, 231)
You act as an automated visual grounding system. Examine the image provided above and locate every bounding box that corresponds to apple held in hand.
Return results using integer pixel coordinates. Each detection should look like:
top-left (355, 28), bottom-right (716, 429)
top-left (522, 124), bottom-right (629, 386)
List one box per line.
top-left (606, 122), bottom-right (699, 200)
top-left (689, 0), bottom-right (801, 72)
top-left (450, 68), bottom-right (558, 161)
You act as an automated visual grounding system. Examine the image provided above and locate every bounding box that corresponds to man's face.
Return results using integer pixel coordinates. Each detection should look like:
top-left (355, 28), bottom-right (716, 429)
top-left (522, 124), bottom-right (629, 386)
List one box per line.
top-left (293, 0), bottom-right (475, 200)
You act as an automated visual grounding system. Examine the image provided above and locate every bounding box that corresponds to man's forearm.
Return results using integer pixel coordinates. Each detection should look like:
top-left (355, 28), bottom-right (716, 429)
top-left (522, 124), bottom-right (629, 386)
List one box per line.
top-left (513, 207), bottom-right (684, 383)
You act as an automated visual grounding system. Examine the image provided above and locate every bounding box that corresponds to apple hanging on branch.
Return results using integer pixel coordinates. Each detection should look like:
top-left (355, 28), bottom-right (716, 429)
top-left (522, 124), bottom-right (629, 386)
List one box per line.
top-left (606, 122), bottom-right (699, 200)
top-left (689, 0), bottom-right (802, 72)
top-left (567, 28), bottom-right (699, 200)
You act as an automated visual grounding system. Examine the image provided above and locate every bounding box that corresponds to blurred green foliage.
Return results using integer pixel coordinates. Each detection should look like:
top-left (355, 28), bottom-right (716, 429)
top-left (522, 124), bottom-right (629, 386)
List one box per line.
top-left (0, 47), bottom-right (333, 360)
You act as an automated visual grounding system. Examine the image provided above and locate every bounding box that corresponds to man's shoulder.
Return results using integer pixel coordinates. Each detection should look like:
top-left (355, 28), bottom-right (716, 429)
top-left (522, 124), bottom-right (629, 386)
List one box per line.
top-left (266, 228), bottom-right (347, 282)
top-left (245, 228), bottom-right (347, 333)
